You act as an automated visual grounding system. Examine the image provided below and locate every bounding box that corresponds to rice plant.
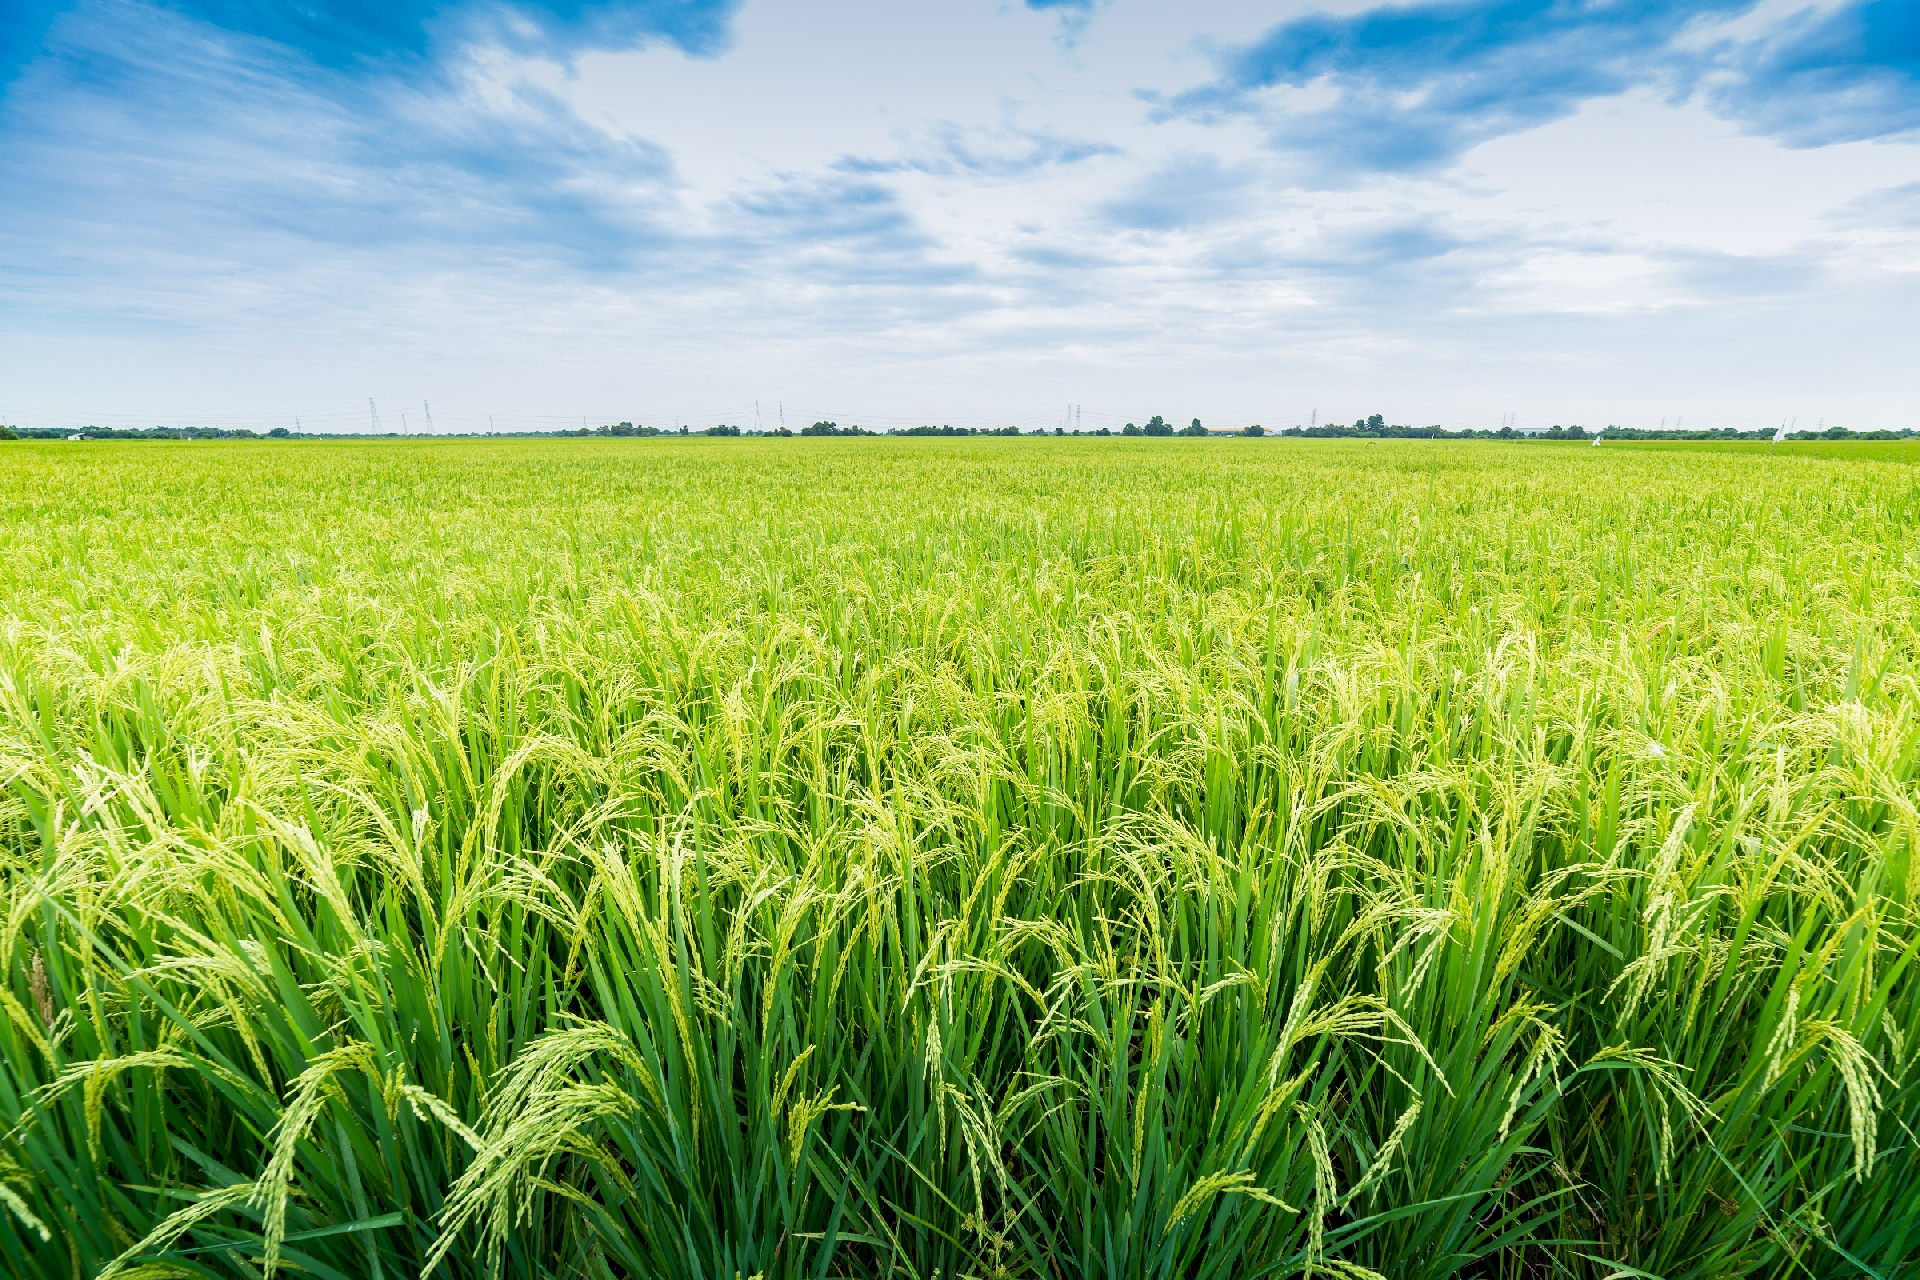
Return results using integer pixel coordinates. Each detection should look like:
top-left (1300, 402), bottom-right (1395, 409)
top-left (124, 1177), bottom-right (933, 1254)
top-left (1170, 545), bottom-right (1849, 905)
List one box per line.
top-left (2, 436), bottom-right (1915, 1278)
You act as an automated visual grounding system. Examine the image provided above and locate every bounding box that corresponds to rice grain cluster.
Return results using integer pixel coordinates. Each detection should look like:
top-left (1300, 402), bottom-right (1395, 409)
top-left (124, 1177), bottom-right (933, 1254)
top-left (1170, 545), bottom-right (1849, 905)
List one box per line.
top-left (2, 437), bottom-right (1915, 1279)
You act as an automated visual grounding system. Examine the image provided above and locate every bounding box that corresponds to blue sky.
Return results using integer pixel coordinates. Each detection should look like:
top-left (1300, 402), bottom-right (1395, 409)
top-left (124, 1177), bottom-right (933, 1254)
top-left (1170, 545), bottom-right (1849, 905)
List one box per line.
top-left (0, 0), bottom-right (1915, 432)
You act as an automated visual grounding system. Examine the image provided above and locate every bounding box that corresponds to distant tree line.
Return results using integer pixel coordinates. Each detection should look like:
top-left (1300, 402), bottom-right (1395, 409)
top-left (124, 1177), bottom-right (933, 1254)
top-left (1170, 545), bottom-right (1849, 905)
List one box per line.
top-left (5, 417), bottom-right (1911, 443)
top-left (1, 425), bottom-right (278, 440)
top-left (889, 424), bottom-right (1025, 436)
top-left (1280, 416), bottom-right (1917, 441)
top-left (801, 421), bottom-right (880, 435)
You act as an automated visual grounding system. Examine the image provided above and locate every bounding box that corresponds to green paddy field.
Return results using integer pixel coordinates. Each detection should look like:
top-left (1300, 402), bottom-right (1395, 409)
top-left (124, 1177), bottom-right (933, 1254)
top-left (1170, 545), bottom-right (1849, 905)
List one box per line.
top-left (2, 437), bottom-right (1915, 1279)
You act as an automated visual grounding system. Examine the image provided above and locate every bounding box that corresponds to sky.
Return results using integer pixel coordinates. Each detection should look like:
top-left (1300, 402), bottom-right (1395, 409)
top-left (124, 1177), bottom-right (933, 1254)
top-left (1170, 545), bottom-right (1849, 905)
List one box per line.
top-left (0, 0), bottom-right (1915, 434)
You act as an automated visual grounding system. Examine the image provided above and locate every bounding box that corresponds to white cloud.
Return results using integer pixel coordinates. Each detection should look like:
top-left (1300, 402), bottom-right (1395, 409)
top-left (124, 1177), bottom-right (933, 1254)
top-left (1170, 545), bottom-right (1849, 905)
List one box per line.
top-left (0, 0), bottom-right (1915, 433)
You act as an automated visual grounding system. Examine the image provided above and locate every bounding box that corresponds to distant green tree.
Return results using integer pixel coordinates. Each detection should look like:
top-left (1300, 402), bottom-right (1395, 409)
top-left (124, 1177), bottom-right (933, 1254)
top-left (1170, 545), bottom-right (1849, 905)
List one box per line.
top-left (803, 421), bottom-right (840, 436)
top-left (0, 425), bottom-right (19, 440)
top-left (1122, 422), bottom-right (1142, 436)
top-left (704, 424), bottom-right (740, 436)
top-left (1180, 418), bottom-right (1208, 436)
top-left (1143, 415), bottom-right (1174, 437)
top-left (1241, 424), bottom-right (1264, 436)
top-left (1097, 427), bottom-right (1112, 436)
top-left (268, 426), bottom-right (292, 438)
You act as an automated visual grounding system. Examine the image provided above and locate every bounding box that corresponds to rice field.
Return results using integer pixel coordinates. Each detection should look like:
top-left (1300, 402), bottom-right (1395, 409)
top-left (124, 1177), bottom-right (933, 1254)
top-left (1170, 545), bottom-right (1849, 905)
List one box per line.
top-left (2, 436), bottom-right (1916, 1280)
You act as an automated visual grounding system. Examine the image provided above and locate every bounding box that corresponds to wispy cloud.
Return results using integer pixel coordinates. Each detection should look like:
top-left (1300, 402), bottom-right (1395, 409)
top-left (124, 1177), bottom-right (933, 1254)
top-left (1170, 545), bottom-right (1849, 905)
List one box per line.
top-left (837, 122), bottom-right (1119, 179)
top-left (0, 4), bottom-right (693, 335)
top-left (1023, 0), bottom-right (1106, 47)
top-left (0, 0), bottom-right (1915, 428)
top-left (718, 172), bottom-right (977, 292)
top-left (1098, 152), bottom-right (1256, 230)
top-left (1157, 0), bottom-right (1757, 180)
top-left (1710, 0), bottom-right (1920, 145)
top-left (1159, 0), bottom-right (1916, 182)
top-left (1827, 179), bottom-right (1920, 228)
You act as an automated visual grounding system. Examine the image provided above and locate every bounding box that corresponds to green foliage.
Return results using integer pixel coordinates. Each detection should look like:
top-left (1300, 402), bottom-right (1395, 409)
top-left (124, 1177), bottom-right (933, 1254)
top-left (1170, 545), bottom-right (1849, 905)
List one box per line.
top-left (1286, 416), bottom-right (1449, 440)
top-left (0, 437), bottom-right (1916, 1279)
top-left (1144, 415), bottom-right (1174, 437)
top-left (9, 424), bottom-right (261, 440)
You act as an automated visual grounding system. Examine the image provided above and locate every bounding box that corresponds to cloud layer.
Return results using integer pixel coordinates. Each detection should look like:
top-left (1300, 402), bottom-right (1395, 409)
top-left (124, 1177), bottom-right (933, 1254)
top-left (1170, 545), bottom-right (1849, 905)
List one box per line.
top-left (0, 0), bottom-right (1915, 432)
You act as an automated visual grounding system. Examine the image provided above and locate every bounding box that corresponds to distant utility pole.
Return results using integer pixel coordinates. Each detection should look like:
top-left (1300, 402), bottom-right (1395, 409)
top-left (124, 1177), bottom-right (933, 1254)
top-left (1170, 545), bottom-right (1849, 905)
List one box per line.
top-left (779, 403), bottom-right (786, 430)
top-left (295, 416), bottom-right (302, 434)
top-left (1311, 409), bottom-right (1317, 428)
top-left (401, 413), bottom-right (409, 434)
top-left (424, 401), bottom-right (434, 434)
top-left (756, 401), bottom-right (763, 432)
top-left (369, 398), bottom-right (383, 433)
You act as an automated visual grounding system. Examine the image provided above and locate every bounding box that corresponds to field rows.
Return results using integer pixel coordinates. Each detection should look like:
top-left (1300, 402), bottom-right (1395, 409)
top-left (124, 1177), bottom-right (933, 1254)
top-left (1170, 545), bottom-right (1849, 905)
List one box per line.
top-left (2, 439), bottom-right (1916, 1278)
